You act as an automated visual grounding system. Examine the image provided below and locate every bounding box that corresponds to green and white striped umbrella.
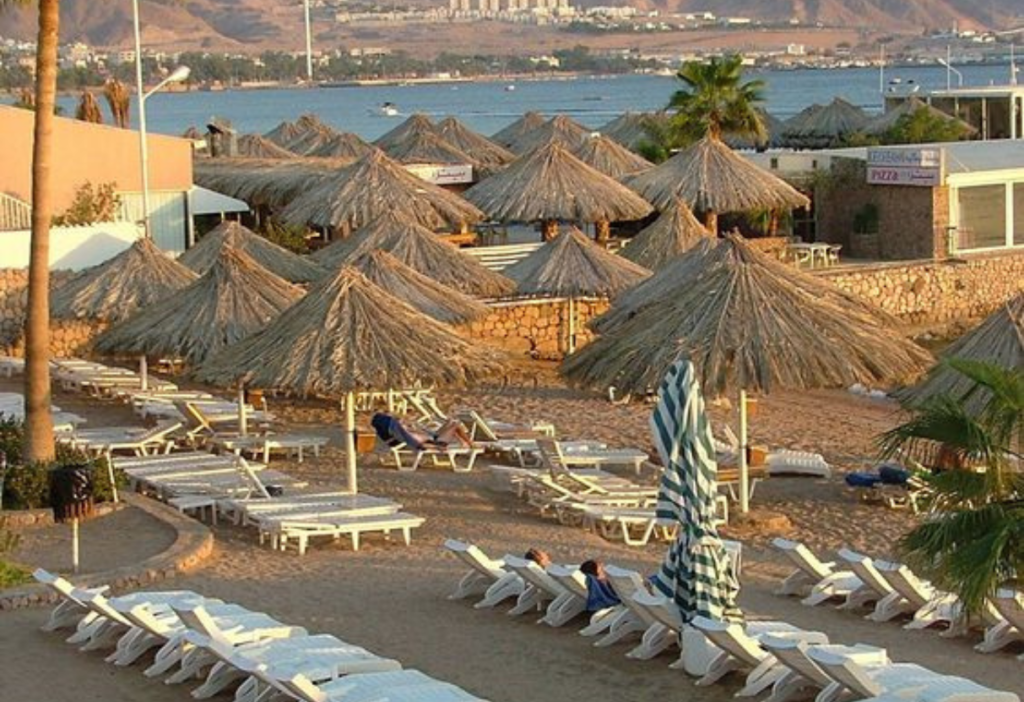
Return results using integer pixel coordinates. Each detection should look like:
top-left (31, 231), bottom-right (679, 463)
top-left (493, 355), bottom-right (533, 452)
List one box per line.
top-left (650, 359), bottom-right (743, 622)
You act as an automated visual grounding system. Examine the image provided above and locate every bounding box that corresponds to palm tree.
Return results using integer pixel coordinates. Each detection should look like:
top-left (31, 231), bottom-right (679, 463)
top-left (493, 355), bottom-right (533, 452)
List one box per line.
top-left (2, 0), bottom-right (59, 462)
top-left (879, 359), bottom-right (1023, 618)
top-left (75, 90), bottom-right (103, 123)
top-left (104, 79), bottom-right (131, 129)
top-left (663, 55), bottom-right (766, 147)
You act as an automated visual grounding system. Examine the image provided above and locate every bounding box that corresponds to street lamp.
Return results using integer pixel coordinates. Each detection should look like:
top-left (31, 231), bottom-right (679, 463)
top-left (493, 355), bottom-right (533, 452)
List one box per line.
top-left (937, 46), bottom-right (963, 91)
top-left (132, 0), bottom-right (189, 238)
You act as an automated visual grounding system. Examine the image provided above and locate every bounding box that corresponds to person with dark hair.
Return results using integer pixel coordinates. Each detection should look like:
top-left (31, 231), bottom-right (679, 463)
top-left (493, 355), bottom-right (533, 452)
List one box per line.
top-left (580, 559), bottom-right (621, 612)
top-left (524, 547), bottom-right (552, 569)
top-left (371, 412), bottom-right (472, 451)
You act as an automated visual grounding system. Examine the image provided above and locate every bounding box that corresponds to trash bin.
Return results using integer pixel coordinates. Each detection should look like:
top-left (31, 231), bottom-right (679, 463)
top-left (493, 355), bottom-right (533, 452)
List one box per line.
top-left (49, 463), bottom-right (95, 524)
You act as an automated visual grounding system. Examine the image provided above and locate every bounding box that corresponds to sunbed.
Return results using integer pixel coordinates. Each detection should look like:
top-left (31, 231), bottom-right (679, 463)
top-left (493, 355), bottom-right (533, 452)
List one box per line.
top-left (837, 549), bottom-right (908, 613)
top-left (263, 512), bottom-right (426, 555)
top-left (580, 505), bottom-right (678, 546)
top-left (771, 538), bottom-right (864, 606)
top-left (443, 539), bottom-right (524, 605)
top-left (874, 561), bottom-right (964, 633)
top-left (220, 491), bottom-right (382, 526)
top-left (63, 420), bottom-right (183, 457)
top-left (980, 589), bottom-right (1023, 656)
top-left (253, 498), bottom-right (403, 549)
top-left (501, 555), bottom-right (580, 622)
top-left (282, 670), bottom-right (485, 702)
top-left (760, 636), bottom-right (891, 702)
top-left (537, 438), bottom-right (649, 476)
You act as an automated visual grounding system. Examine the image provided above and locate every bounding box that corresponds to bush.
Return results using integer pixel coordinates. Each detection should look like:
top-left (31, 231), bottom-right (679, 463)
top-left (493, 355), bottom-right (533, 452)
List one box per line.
top-left (0, 529), bottom-right (29, 588)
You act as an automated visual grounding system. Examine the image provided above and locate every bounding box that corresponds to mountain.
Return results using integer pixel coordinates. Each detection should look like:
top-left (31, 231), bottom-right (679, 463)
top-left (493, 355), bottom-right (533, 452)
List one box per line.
top-left (2, 0), bottom-right (1021, 50)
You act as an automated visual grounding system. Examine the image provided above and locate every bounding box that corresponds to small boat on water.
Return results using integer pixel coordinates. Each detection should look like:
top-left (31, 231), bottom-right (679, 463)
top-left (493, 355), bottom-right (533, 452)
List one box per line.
top-left (505, 85), bottom-right (516, 92)
top-left (375, 102), bottom-right (399, 117)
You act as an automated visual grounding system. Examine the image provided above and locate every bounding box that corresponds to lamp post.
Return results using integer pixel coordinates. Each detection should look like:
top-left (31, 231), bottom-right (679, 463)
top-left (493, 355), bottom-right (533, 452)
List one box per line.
top-left (132, 0), bottom-right (190, 237)
top-left (303, 0), bottom-right (314, 83)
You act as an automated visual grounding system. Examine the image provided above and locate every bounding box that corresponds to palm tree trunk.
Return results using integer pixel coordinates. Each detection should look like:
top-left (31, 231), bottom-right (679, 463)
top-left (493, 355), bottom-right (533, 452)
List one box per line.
top-left (23, 0), bottom-right (59, 462)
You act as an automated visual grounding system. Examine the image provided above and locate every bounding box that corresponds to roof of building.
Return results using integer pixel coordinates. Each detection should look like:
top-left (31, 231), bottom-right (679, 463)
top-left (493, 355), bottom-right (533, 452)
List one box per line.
top-left (784, 139), bottom-right (1024, 175)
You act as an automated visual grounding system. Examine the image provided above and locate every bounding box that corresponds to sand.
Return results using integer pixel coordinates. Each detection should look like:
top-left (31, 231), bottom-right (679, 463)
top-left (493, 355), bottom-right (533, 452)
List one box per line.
top-left (0, 370), bottom-right (1020, 702)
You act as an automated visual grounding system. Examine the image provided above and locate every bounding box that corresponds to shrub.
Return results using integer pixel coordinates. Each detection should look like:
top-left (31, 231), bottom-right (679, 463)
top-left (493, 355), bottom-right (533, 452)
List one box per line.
top-left (52, 181), bottom-right (120, 226)
top-left (0, 529), bottom-right (29, 589)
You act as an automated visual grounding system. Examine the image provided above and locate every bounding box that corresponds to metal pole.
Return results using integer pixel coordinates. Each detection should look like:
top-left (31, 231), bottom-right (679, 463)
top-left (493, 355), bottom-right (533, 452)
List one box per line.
top-left (878, 44), bottom-right (884, 95)
top-left (139, 355), bottom-right (148, 391)
top-left (71, 518), bottom-right (80, 574)
top-left (946, 45), bottom-right (952, 91)
top-left (132, 0), bottom-right (152, 238)
top-left (567, 296), bottom-right (575, 354)
top-left (237, 382), bottom-right (248, 436)
top-left (738, 389), bottom-right (750, 514)
top-left (303, 0), bottom-right (314, 83)
top-left (345, 391), bottom-right (357, 494)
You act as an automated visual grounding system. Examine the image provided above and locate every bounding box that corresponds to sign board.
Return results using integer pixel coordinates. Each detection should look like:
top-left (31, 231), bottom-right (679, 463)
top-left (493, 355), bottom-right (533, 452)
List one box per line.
top-left (866, 147), bottom-right (944, 187)
top-left (405, 163), bottom-right (474, 185)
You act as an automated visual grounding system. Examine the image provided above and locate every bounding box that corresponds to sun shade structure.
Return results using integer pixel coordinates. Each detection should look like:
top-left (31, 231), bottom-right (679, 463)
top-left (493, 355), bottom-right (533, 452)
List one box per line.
top-left (620, 197), bottom-right (711, 270)
top-left (897, 293), bottom-right (1023, 414)
top-left (463, 141), bottom-right (653, 239)
top-left (235, 134), bottom-right (296, 159)
top-left (264, 118), bottom-right (304, 146)
top-left (279, 149), bottom-right (485, 233)
top-left (312, 211), bottom-right (515, 297)
top-left (194, 158), bottom-right (348, 210)
top-left (93, 246), bottom-right (303, 365)
top-left (779, 98), bottom-right (870, 148)
top-left (563, 233), bottom-right (932, 397)
top-left (307, 131), bottom-right (375, 158)
top-left (51, 237), bottom-right (199, 323)
top-left (626, 136), bottom-right (810, 233)
top-left (862, 97), bottom-right (978, 137)
top-left (272, 114), bottom-right (338, 153)
top-left (725, 109), bottom-right (785, 150)
top-left (510, 114), bottom-right (592, 154)
top-left (178, 220), bottom-right (324, 284)
top-left (572, 133), bottom-right (653, 179)
top-left (491, 111), bottom-right (546, 149)
top-left (374, 113), bottom-right (437, 151)
top-left (599, 112), bottom-right (666, 150)
top-left (436, 117), bottom-right (516, 172)
top-left (383, 130), bottom-right (475, 166)
top-left (350, 250), bottom-right (489, 324)
top-left (196, 267), bottom-right (503, 492)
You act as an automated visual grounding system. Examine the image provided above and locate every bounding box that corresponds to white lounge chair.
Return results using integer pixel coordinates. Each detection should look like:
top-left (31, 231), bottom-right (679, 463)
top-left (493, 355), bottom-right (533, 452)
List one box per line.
top-left (501, 555), bottom-right (579, 623)
top-left (251, 498), bottom-right (402, 548)
top-left (874, 561), bottom-right (964, 634)
top-left (537, 437), bottom-right (650, 476)
top-left (282, 670), bottom-right (484, 702)
top-left (376, 435), bottom-right (482, 473)
top-left (267, 512), bottom-right (426, 555)
top-left (443, 539), bottom-right (523, 606)
top-left (760, 636), bottom-right (889, 702)
top-left (979, 589), bottom-right (1024, 655)
top-left (772, 539), bottom-right (864, 606)
top-left (767, 450), bottom-right (832, 478)
top-left (65, 420), bottom-right (182, 457)
top-left (837, 549), bottom-right (909, 614)
top-left (597, 567), bottom-right (674, 659)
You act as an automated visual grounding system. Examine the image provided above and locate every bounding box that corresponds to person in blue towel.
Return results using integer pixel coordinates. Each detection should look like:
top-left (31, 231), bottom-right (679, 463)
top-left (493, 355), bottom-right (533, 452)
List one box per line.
top-left (580, 560), bottom-right (621, 612)
top-left (370, 412), bottom-right (472, 451)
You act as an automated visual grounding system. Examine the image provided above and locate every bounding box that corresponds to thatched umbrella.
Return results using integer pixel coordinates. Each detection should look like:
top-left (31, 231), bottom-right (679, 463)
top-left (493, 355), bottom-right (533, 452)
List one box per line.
top-left (51, 237), bottom-right (198, 323)
top-left (178, 220), bottom-right (325, 284)
top-left (897, 293), bottom-right (1023, 414)
top-left (626, 135), bottom-right (810, 234)
top-left (437, 117), bottom-right (516, 172)
top-left (779, 98), bottom-right (869, 148)
top-left (374, 113), bottom-right (436, 152)
top-left (182, 126), bottom-right (203, 140)
top-left (307, 132), bottom-right (375, 159)
top-left (620, 197), bottom-right (711, 270)
top-left (862, 97), bottom-right (977, 137)
top-left (93, 246), bottom-right (303, 366)
top-left (383, 130), bottom-right (475, 166)
top-left (572, 133), bottom-right (652, 179)
top-left (194, 158), bottom-right (346, 211)
top-left (286, 126), bottom-right (343, 156)
top-left (725, 109), bottom-right (785, 150)
top-left (491, 111), bottom-right (545, 149)
top-left (350, 250), bottom-right (489, 324)
top-left (463, 141), bottom-right (653, 241)
top-left (195, 268), bottom-right (503, 492)
top-left (505, 227), bottom-right (650, 352)
top-left (511, 114), bottom-right (592, 154)
top-left (599, 112), bottom-right (664, 150)
top-left (279, 149), bottom-right (484, 234)
top-left (312, 210), bottom-right (515, 298)
top-left (235, 134), bottom-right (297, 159)
top-left (564, 234), bottom-right (932, 512)
top-left (264, 118), bottom-right (303, 146)
top-left (75, 91), bottom-right (103, 124)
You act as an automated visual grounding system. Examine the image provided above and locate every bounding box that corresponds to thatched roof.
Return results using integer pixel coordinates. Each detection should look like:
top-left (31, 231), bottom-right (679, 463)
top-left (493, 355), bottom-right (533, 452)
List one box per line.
top-left (383, 130), bottom-right (475, 166)
top-left (511, 114), bottom-right (592, 154)
top-left (51, 238), bottom-right (199, 323)
top-left (779, 99), bottom-right (869, 147)
top-left (350, 250), bottom-right (489, 324)
top-left (725, 109), bottom-right (785, 150)
top-left (491, 111), bottom-right (545, 149)
top-left (307, 131), bottom-right (375, 159)
top-left (505, 227), bottom-right (650, 298)
top-left (620, 197), bottom-right (711, 270)
top-left (311, 210), bottom-right (515, 297)
top-left (264, 118), bottom-right (304, 146)
top-left (572, 134), bottom-right (652, 179)
top-left (195, 268), bottom-right (503, 396)
top-left (266, 114), bottom-right (340, 154)
top-left (279, 149), bottom-right (484, 232)
top-left (897, 293), bottom-right (1023, 413)
top-left (93, 246), bottom-right (303, 365)
top-left (626, 136), bottom-right (810, 214)
top-left (437, 117), bottom-right (516, 171)
top-left (599, 112), bottom-right (666, 150)
top-left (178, 220), bottom-right (324, 284)
top-left (464, 141), bottom-right (653, 224)
top-left (374, 113), bottom-right (436, 151)
top-left (182, 126), bottom-right (203, 140)
top-left (235, 134), bottom-right (296, 159)
top-left (194, 158), bottom-right (349, 210)
top-left (565, 234), bottom-right (932, 396)
top-left (862, 97), bottom-right (977, 137)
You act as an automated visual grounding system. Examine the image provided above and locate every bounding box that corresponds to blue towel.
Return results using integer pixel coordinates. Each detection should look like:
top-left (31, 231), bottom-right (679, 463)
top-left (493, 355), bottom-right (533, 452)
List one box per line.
top-left (878, 465), bottom-right (910, 485)
top-left (371, 413), bottom-right (426, 451)
top-left (845, 472), bottom-right (881, 488)
top-left (586, 576), bottom-right (621, 612)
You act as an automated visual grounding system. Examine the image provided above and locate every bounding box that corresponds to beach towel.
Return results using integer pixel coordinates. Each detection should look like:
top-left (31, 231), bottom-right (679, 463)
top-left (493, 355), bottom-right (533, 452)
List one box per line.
top-left (371, 413), bottom-right (426, 451)
top-left (845, 472), bottom-right (880, 488)
top-left (585, 576), bottom-right (621, 612)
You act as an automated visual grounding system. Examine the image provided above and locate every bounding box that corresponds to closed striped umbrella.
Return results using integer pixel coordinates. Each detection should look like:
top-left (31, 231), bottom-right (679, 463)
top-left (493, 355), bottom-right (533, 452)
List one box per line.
top-left (650, 359), bottom-right (742, 623)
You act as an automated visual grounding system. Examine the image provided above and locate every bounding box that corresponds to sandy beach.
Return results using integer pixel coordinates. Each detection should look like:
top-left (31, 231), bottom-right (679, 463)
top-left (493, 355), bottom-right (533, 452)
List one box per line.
top-left (1, 371), bottom-right (1020, 702)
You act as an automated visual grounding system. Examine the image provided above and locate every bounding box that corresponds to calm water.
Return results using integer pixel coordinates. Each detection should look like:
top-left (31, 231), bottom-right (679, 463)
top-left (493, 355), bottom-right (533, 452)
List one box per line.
top-left (55, 63), bottom-right (1016, 140)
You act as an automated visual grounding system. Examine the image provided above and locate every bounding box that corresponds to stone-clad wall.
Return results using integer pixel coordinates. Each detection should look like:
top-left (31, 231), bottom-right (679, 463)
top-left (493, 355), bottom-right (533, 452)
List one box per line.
top-left (819, 250), bottom-right (1024, 325)
top-left (0, 269), bottom-right (103, 357)
top-left (462, 298), bottom-right (610, 360)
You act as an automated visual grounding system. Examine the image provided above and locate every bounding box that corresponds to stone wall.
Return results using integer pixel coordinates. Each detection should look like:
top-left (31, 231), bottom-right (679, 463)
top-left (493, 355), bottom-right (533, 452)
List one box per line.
top-left (0, 269), bottom-right (105, 357)
top-left (819, 250), bottom-right (1024, 325)
top-left (461, 297), bottom-right (610, 360)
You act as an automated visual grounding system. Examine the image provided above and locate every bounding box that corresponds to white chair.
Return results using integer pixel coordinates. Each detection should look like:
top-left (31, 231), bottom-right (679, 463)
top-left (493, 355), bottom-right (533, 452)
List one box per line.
top-left (771, 539), bottom-right (863, 605)
top-left (979, 589), bottom-right (1024, 655)
top-left (837, 549), bottom-right (910, 615)
top-left (501, 555), bottom-right (579, 624)
top-left (874, 561), bottom-right (964, 633)
top-left (579, 565), bottom-right (650, 649)
top-left (443, 539), bottom-right (523, 606)
top-left (282, 670), bottom-right (483, 702)
top-left (760, 635), bottom-right (889, 702)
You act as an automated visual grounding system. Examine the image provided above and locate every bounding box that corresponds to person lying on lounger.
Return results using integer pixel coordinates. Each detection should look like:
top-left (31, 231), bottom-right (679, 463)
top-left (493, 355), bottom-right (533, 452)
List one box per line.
top-left (524, 547), bottom-right (553, 568)
top-left (371, 412), bottom-right (473, 451)
top-left (580, 559), bottom-right (621, 612)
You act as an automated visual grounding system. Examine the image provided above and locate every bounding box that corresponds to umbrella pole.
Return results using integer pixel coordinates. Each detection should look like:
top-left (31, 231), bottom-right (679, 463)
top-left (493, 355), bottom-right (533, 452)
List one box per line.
top-left (738, 389), bottom-right (750, 514)
top-left (567, 296), bottom-right (576, 355)
top-left (139, 356), bottom-right (148, 391)
top-left (344, 391), bottom-right (357, 494)
top-left (237, 382), bottom-right (248, 436)
top-left (71, 518), bottom-right (80, 574)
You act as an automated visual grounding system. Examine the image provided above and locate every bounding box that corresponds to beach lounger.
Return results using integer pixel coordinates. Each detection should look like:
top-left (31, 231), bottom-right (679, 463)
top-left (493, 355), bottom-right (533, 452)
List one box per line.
top-left (375, 434), bottom-right (482, 473)
top-left (0, 356), bottom-right (24, 377)
top-left (211, 432), bottom-right (330, 464)
top-left (537, 438), bottom-right (649, 476)
top-left (837, 549), bottom-right (908, 613)
top-left (872, 561), bottom-right (965, 633)
top-left (220, 492), bottom-right (385, 525)
top-left (282, 670), bottom-right (484, 702)
top-left (524, 474), bottom-right (657, 522)
top-left (459, 409), bottom-right (556, 442)
top-left (65, 420), bottom-right (183, 457)
top-left (580, 505), bottom-right (678, 546)
top-left (771, 539), bottom-right (864, 606)
top-left (759, 636), bottom-right (890, 702)
top-left (443, 539), bottom-right (523, 606)
top-left (266, 512), bottom-right (425, 555)
top-left (767, 450), bottom-right (832, 478)
top-left (691, 616), bottom-right (829, 695)
top-left (253, 498), bottom-right (402, 548)
top-left (500, 555), bottom-right (580, 623)
top-left (979, 589), bottom-right (1024, 656)
top-left (547, 564), bottom-right (620, 630)
top-left (593, 566), bottom-right (672, 658)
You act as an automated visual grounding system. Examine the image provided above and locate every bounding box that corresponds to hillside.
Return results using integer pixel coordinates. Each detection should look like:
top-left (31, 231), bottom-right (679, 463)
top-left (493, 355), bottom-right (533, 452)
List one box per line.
top-left (1, 0), bottom-right (1021, 51)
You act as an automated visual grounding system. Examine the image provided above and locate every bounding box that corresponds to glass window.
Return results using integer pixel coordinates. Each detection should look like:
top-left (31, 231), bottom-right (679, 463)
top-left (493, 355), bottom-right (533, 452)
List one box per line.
top-left (958, 185), bottom-right (1006, 250)
top-left (1014, 183), bottom-right (1024, 247)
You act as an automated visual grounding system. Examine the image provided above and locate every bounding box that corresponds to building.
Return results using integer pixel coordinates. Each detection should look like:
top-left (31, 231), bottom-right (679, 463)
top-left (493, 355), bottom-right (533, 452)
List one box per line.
top-left (886, 85), bottom-right (1024, 140)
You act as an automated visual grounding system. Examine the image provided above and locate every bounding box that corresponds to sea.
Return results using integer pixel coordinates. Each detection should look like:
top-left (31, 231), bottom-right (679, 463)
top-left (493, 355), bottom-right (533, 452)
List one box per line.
top-left (55, 62), bottom-right (1017, 141)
